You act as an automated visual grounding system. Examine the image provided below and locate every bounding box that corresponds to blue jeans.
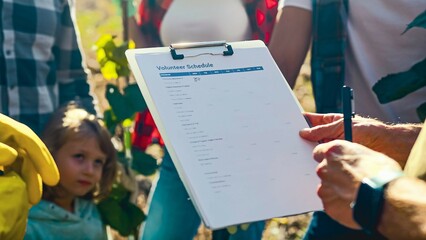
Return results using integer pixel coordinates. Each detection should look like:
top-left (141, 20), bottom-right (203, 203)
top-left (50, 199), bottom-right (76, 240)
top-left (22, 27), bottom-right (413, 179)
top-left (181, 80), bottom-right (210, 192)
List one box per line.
top-left (140, 150), bottom-right (265, 240)
top-left (303, 211), bottom-right (384, 240)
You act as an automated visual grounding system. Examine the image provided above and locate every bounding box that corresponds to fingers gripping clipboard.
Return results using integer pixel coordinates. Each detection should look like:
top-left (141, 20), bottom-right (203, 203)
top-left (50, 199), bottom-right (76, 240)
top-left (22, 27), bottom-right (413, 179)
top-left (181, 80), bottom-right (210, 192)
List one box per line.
top-left (126, 40), bottom-right (321, 229)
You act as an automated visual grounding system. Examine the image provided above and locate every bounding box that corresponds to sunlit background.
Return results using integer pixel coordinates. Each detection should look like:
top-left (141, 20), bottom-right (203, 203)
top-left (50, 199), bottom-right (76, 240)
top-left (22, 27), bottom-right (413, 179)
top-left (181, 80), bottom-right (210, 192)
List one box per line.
top-left (74, 1), bottom-right (315, 239)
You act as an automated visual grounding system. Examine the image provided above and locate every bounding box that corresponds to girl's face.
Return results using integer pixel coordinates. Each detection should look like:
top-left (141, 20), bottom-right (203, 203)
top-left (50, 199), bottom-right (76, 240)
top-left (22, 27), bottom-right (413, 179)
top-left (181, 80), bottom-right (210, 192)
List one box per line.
top-left (54, 136), bottom-right (107, 198)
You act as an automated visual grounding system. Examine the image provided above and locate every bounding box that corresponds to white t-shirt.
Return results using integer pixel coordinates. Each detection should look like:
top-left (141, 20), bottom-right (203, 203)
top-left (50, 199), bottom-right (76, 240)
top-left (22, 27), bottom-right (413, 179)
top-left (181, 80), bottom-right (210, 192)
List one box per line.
top-left (160, 0), bottom-right (252, 46)
top-left (282, 0), bottom-right (426, 123)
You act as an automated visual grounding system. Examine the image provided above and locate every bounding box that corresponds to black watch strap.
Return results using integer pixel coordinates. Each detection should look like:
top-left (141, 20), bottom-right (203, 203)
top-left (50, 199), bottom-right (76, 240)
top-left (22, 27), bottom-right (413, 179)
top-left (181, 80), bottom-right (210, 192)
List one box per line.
top-left (352, 171), bottom-right (403, 238)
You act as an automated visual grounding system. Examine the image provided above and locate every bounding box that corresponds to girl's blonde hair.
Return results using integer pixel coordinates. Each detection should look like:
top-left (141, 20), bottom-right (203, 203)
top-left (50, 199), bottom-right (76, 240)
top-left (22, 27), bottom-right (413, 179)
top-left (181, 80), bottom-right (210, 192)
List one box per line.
top-left (41, 102), bottom-right (117, 201)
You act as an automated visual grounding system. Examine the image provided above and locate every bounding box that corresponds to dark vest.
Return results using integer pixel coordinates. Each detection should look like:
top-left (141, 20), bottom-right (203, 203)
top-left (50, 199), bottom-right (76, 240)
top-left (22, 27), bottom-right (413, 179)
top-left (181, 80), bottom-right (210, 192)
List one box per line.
top-left (311, 0), bottom-right (349, 113)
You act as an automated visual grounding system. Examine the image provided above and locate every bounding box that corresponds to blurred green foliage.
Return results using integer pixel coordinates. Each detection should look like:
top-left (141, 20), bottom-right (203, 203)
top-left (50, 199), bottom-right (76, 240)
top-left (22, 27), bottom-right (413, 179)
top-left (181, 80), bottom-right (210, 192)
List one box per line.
top-left (98, 183), bottom-right (146, 236)
top-left (75, 1), bottom-right (123, 62)
top-left (94, 34), bottom-right (135, 80)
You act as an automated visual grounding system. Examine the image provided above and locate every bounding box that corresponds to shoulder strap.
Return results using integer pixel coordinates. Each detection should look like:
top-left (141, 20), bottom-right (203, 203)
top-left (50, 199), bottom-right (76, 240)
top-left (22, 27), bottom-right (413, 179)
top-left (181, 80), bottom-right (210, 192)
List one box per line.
top-left (311, 0), bottom-right (349, 113)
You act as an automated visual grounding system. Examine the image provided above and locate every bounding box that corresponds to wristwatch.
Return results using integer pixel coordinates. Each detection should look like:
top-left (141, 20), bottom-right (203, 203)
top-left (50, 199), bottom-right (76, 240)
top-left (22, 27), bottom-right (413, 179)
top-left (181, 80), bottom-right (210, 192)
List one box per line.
top-left (352, 170), bottom-right (404, 238)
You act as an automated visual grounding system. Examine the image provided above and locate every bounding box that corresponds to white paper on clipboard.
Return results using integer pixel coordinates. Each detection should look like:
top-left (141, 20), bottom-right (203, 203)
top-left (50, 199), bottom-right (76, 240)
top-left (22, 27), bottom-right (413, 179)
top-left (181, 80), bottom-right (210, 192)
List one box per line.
top-left (126, 40), bottom-right (321, 229)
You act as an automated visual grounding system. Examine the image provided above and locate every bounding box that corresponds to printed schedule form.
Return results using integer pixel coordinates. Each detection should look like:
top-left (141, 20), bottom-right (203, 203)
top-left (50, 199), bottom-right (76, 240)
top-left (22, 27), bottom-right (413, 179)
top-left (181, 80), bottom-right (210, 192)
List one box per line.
top-left (128, 41), bottom-right (321, 229)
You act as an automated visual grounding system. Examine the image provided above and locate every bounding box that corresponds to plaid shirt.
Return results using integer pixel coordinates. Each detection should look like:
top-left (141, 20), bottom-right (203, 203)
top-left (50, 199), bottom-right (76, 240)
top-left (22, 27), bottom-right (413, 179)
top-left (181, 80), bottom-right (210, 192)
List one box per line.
top-left (0, 0), bottom-right (94, 134)
top-left (132, 0), bottom-right (278, 150)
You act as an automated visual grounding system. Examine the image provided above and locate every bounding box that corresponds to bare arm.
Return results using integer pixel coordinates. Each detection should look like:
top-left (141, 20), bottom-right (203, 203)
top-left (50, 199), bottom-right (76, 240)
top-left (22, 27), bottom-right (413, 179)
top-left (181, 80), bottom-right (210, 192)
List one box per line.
top-left (379, 177), bottom-right (426, 239)
top-left (268, 6), bottom-right (312, 88)
top-left (128, 16), bottom-right (145, 48)
top-left (128, 16), bottom-right (160, 48)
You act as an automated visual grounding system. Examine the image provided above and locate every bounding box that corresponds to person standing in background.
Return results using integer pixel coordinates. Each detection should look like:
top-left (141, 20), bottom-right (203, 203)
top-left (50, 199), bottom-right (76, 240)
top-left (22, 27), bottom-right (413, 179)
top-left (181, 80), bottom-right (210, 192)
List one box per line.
top-left (269, 0), bottom-right (426, 123)
top-left (128, 0), bottom-right (278, 239)
top-left (0, 0), bottom-right (96, 135)
top-left (269, 0), bottom-right (426, 239)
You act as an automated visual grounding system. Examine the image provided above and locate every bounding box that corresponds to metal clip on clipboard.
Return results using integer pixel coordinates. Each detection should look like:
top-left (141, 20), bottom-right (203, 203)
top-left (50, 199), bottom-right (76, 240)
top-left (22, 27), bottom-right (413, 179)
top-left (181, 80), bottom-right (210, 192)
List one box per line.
top-left (170, 40), bottom-right (234, 60)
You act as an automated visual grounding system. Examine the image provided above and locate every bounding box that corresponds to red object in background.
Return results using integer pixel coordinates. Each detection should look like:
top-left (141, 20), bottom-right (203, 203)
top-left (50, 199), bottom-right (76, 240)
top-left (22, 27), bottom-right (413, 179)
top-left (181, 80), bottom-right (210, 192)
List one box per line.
top-left (135, 0), bottom-right (278, 151)
top-left (132, 110), bottom-right (164, 151)
top-left (256, 9), bottom-right (265, 25)
top-left (265, 0), bottom-right (278, 9)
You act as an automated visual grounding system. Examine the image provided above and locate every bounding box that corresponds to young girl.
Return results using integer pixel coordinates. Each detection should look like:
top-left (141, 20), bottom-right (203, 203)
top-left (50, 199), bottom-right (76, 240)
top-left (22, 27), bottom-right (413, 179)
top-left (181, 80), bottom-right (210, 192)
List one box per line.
top-left (24, 103), bottom-right (117, 239)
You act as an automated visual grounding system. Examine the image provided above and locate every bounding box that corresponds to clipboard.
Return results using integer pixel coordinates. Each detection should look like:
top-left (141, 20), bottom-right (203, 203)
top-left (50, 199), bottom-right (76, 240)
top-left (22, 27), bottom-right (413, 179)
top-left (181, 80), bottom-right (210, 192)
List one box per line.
top-left (126, 40), bottom-right (321, 229)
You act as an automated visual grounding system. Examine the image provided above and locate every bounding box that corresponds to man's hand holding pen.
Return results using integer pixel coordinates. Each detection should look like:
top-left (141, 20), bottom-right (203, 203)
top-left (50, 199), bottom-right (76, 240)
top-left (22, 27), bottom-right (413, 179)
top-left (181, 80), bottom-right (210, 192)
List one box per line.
top-left (299, 112), bottom-right (420, 168)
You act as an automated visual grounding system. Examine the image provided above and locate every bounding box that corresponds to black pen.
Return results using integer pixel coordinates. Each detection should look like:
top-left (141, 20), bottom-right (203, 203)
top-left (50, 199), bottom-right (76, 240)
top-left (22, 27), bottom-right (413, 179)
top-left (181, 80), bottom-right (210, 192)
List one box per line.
top-left (342, 86), bottom-right (354, 142)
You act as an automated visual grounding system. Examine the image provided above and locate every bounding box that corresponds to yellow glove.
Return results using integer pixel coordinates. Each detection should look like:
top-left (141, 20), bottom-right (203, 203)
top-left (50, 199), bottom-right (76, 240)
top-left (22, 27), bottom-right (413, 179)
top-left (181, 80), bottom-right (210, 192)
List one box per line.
top-left (0, 114), bottom-right (60, 239)
top-left (0, 171), bottom-right (28, 240)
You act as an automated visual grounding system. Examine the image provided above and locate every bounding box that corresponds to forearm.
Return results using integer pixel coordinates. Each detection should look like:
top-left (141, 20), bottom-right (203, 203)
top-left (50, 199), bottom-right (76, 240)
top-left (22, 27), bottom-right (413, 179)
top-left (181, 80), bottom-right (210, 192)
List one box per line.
top-left (378, 177), bottom-right (426, 239)
top-left (128, 1), bottom-right (162, 48)
top-left (385, 123), bottom-right (422, 168)
top-left (128, 16), bottom-right (148, 48)
top-left (268, 7), bottom-right (311, 89)
top-left (301, 113), bottom-right (422, 167)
